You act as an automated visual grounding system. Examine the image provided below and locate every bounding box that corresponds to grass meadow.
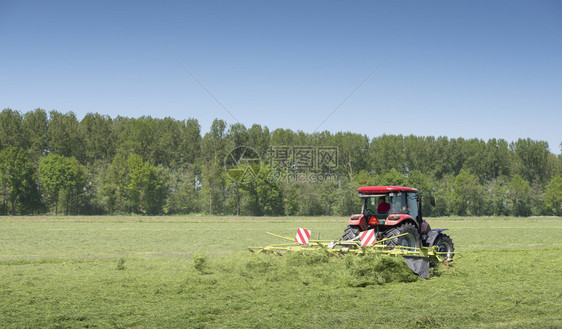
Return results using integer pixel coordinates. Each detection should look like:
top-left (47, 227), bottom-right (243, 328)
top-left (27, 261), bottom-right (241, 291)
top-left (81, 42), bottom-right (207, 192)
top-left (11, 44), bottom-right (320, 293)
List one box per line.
top-left (1, 216), bottom-right (561, 328)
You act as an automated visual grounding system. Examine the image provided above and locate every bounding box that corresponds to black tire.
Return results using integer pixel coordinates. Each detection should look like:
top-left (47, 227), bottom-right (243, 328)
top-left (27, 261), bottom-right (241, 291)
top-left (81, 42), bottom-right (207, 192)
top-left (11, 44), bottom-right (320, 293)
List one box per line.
top-left (433, 233), bottom-right (454, 262)
top-left (342, 225), bottom-right (360, 241)
top-left (384, 222), bottom-right (420, 249)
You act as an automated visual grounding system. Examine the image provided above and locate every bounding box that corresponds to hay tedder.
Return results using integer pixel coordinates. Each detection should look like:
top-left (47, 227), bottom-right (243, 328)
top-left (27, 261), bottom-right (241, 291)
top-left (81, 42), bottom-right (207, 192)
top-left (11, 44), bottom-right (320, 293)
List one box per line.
top-left (249, 186), bottom-right (456, 278)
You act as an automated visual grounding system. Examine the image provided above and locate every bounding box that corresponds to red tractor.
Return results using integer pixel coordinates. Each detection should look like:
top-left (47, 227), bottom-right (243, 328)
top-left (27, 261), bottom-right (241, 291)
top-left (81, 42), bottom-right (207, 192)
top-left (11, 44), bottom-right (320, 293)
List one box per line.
top-left (342, 186), bottom-right (454, 260)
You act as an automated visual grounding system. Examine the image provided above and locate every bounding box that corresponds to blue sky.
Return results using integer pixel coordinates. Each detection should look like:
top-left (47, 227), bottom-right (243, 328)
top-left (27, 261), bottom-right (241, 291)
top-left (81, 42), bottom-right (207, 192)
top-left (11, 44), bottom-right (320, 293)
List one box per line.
top-left (1, 1), bottom-right (561, 153)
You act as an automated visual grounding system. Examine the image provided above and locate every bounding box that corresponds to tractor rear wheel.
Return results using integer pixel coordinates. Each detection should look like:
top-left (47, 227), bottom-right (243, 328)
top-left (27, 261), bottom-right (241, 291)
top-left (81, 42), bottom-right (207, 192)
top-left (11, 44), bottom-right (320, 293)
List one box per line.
top-left (384, 222), bottom-right (420, 249)
top-left (433, 233), bottom-right (454, 262)
top-left (342, 225), bottom-right (360, 241)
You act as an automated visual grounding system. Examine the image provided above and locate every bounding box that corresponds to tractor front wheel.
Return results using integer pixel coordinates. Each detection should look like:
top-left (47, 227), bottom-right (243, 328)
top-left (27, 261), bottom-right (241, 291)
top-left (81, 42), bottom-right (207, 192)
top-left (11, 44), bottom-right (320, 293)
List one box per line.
top-left (384, 222), bottom-right (420, 249)
top-left (342, 225), bottom-right (360, 241)
top-left (433, 233), bottom-right (454, 262)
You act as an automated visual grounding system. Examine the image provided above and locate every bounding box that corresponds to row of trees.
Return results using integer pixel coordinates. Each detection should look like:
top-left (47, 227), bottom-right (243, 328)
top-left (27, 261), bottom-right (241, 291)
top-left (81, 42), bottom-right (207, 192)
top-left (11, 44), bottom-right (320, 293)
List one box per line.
top-left (1, 108), bottom-right (561, 216)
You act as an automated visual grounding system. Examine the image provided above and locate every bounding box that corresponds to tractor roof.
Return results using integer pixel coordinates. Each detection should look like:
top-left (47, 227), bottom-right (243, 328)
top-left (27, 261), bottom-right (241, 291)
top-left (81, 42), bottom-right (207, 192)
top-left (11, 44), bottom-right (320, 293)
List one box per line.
top-left (357, 186), bottom-right (418, 194)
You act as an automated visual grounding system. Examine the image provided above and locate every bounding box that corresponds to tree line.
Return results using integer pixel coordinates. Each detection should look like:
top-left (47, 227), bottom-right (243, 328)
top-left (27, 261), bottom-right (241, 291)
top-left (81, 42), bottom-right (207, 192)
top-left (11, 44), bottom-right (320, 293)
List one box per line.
top-left (1, 108), bottom-right (561, 217)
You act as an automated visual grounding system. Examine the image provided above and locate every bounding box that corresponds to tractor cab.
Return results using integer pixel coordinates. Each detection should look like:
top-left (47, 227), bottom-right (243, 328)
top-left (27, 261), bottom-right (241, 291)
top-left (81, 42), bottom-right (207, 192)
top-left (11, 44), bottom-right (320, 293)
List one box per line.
top-left (343, 186), bottom-right (449, 253)
top-left (361, 191), bottom-right (418, 222)
top-left (349, 186), bottom-right (425, 231)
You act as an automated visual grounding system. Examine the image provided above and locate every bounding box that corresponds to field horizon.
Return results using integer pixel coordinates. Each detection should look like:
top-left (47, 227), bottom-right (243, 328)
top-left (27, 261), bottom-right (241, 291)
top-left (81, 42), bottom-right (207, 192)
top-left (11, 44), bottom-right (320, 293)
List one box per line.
top-left (2, 214), bottom-right (562, 222)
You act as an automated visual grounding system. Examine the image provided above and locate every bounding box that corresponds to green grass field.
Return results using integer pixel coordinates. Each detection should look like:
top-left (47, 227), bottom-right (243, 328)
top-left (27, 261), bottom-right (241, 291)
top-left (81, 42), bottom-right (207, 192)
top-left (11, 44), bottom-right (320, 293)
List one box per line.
top-left (1, 216), bottom-right (561, 328)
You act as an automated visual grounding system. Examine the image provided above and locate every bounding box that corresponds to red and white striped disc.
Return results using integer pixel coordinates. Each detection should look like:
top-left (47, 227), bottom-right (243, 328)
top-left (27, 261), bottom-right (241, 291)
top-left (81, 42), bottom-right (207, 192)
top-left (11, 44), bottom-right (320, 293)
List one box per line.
top-left (360, 229), bottom-right (376, 246)
top-left (295, 228), bottom-right (311, 245)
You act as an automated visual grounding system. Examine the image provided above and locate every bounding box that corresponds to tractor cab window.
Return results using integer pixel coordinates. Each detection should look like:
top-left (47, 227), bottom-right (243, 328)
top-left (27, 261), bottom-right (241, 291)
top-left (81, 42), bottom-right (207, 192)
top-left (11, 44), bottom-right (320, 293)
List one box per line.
top-left (362, 196), bottom-right (389, 215)
top-left (363, 197), bottom-right (377, 215)
top-left (407, 193), bottom-right (419, 219)
top-left (388, 192), bottom-right (408, 214)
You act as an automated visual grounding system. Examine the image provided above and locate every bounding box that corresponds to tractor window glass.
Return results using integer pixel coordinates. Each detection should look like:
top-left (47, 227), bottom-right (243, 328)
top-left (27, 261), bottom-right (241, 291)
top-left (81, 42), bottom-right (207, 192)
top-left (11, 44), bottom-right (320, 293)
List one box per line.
top-left (363, 198), bottom-right (377, 214)
top-left (389, 192), bottom-right (407, 213)
top-left (407, 193), bottom-right (418, 219)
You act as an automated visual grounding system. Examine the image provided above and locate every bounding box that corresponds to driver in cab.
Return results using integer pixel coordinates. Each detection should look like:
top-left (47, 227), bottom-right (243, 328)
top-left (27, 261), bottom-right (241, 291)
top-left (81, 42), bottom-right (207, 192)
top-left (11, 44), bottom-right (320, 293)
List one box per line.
top-left (377, 197), bottom-right (390, 213)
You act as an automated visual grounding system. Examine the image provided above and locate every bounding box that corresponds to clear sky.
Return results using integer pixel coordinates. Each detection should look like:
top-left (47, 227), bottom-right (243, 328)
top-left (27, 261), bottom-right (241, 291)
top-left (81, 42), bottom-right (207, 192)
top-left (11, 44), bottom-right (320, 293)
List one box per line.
top-left (1, 1), bottom-right (561, 153)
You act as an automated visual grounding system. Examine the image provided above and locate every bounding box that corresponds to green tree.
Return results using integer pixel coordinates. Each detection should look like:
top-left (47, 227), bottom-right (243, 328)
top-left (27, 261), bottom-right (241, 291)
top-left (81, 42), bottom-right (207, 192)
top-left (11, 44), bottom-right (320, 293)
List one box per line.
top-left (0, 148), bottom-right (39, 215)
top-left (334, 132), bottom-right (369, 180)
top-left (332, 179), bottom-right (362, 216)
top-left (181, 118), bottom-right (202, 165)
top-left (270, 128), bottom-right (297, 146)
top-left (485, 138), bottom-right (510, 179)
top-left (22, 109), bottom-right (48, 163)
top-left (375, 168), bottom-right (407, 186)
top-left (200, 119), bottom-right (231, 214)
top-left (403, 135), bottom-right (433, 174)
top-left (447, 138), bottom-right (468, 176)
top-left (48, 111), bottom-right (84, 162)
top-left (202, 119), bottom-right (230, 162)
top-left (102, 154), bottom-right (128, 213)
top-left (407, 170), bottom-right (431, 194)
top-left (544, 175), bottom-right (562, 216)
top-left (60, 157), bottom-right (87, 215)
top-left (511, 138), bottom-right (550, 185)
top-left (354, 170), bottom-right (376, 187)
top-left (282, 182), bottom-right (299, 216)
top-left (484, 176), bottom-right (510, 216)
top-left (447, 169), bottom-right (482, 216)
top-left (0, 108), bottom-right (26, 150)
top-left (152, 117), bottom-right (199, 167)
top-left (294, 182), bottom-right (323, 216)
top-left (164, 166), bottom-right (201, 214)
top-left (39, 154), bottom-right (74, 215)
top-left (508, 174), bottom-right (531, 216)
top-left (431, 176), bottom-right (451, 216)
top-left (80, 113), bottom-right (116, 165)
top-left (223, 123), bottom-right (252, 215)
top-left (82, 160), bottom-right (110, 215)
top-left (463, 138), bottom-right (488, 180)
top-left (406, 170), bottom-right (433, 216)
top-left (228, 123), bottom-right (249, 148)
top-left (114, 117), bottom-right (156, 165)
top-left (127, 155), bottom-right (166, 214)
top-left (103, 154), bottom-right (166, 214)
top-left (201, 161), bottom-right (226, 215)
top-left (317, 181), bottom-right (340, 216)
top-left (368, 135), bottom-right (405, 175)
top-left (247, 124), bottom-right (270, 159)
top-left (432, 136), bottom-right (451, 179)
top-left (239, 165), bottom-right (283, 216)
top-left (559, 149), bottom-right (562, 176)
top-left (226, 180), bottom-right (244, 216)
